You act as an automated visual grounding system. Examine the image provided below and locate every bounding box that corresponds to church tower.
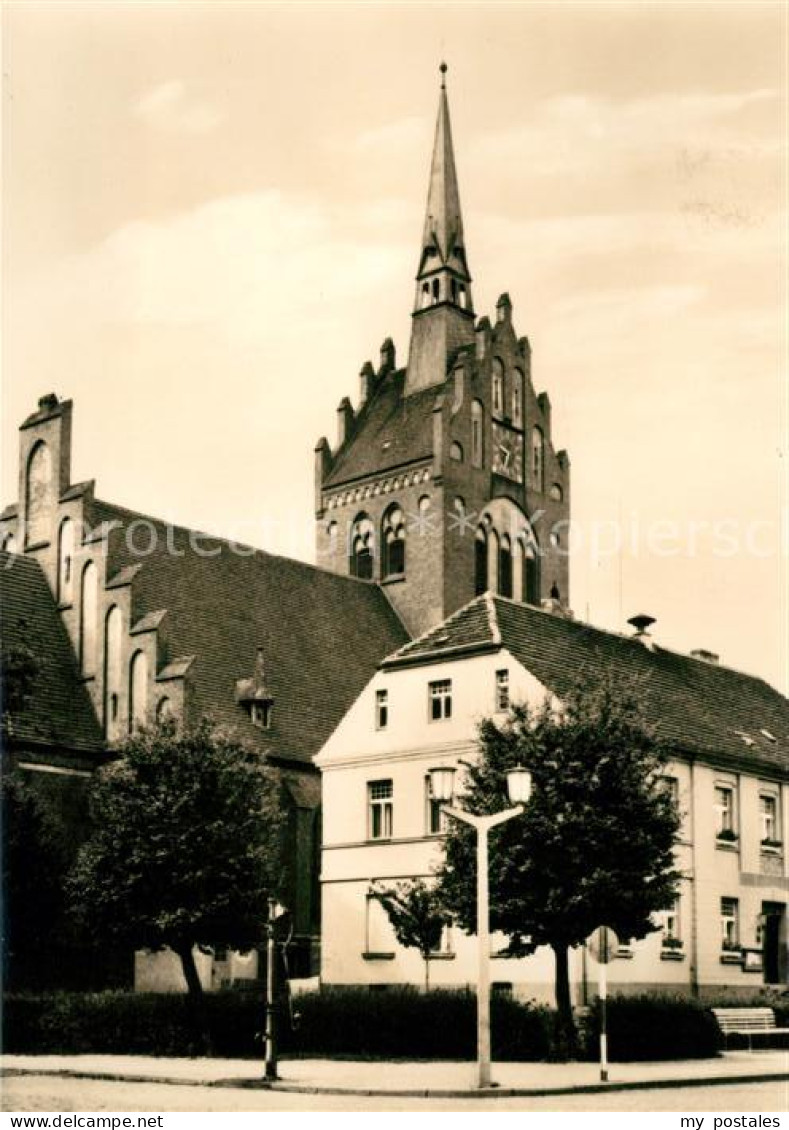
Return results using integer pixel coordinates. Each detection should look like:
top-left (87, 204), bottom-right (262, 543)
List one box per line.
top-left (314, 69), bottom-right (571, 637)
top-left (406, 63), bottom-right (475, 393)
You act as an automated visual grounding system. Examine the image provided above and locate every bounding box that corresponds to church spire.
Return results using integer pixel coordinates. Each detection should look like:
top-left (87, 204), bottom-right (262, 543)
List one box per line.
top-left (406, 65), bottom-right (475, 393)
top-left (419, 62), bottom-right (468, 281)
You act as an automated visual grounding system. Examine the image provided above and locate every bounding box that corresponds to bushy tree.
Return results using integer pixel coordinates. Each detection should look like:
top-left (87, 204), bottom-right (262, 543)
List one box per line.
top-left (1, 774), bottom-right (66, 988)
top-left (68, 719), bottom-right (286, 1051)
top-left (437, 675), bottom-right (681, 1056)
top-left (1, 636), bottom-right (41, 735)
top-left (371, 879), bottom-right (449, 990)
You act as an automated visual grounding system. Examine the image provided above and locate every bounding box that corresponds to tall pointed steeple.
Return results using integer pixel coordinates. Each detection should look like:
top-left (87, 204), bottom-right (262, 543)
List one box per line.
top-left (419, 64), bottom-right (470, 287)
top-left (406, 64), bottom-right (475, 394)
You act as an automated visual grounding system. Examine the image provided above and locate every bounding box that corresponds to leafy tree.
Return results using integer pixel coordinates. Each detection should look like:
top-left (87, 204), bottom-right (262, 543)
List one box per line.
top-left (371, 879), bottom-right (450, 991)
top-left (1, 774), bottom-right (66, 988)
top-left (1, 636), bottom-right (41, 736)
top-left (437, 675), bottom-right (681, 1057)
top-left (68, 719), bottom-right (287, 1052)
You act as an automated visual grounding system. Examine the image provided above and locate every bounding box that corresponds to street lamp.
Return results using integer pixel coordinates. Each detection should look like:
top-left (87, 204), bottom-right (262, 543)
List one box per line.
top-left (428, 763), bottom-right (532, 1090)
top-left (264, 898), bottom-right (288, 1082)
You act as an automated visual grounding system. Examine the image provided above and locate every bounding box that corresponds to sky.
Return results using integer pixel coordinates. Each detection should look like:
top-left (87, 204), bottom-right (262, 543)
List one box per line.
top-left (2, 1), bottom-right (786, 689)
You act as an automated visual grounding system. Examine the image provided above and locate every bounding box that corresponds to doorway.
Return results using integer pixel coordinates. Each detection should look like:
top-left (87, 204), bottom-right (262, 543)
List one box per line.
top-left (761, 902), bottom-right (787, 985)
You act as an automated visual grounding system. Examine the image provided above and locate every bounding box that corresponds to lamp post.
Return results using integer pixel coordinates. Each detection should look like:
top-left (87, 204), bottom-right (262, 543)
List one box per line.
top-left (429, 763), bottom-right (531, 1090)
top-left (264, 899), bottom-right (287, 1082)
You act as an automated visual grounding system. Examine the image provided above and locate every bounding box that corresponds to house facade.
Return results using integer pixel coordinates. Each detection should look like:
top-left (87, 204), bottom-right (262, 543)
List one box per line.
top-left (317, 595), bottom-right (789, 1000)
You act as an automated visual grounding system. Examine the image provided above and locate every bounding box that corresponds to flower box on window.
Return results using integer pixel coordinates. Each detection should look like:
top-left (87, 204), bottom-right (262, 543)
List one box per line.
top-left (661, 936), bottom-right (684, 950)
top-left (716, 829), bottom-right (739, 845)
top-left (760, 838), bottom-right (783, 851)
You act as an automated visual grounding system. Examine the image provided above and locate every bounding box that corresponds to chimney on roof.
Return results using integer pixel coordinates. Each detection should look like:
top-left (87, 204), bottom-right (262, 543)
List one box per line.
top-left (628, 613), bottom-right (656, 647)
top-left (691, 648), bottom-right (720, 665)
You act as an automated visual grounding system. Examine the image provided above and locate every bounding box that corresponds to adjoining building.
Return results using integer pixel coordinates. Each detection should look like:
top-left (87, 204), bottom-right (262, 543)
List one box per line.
top-left (317, 594), bottom-right (789, 1000)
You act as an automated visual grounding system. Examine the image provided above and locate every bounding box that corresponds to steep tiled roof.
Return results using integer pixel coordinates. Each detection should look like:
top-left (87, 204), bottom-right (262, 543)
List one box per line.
top-left (386, 594), bottom-right (789, 777)
top-left (0, 552), bottom-right (104, 755)
top-left (324, 371), bottom-right (436, 487)
top-left (86, 499), bottom-right (409, 766)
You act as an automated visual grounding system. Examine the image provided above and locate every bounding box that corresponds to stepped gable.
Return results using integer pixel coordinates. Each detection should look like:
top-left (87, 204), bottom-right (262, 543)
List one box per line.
top-left (323, 373), bottom-right (437, 488)
top-left (86, 498), bottom-right (409, 766)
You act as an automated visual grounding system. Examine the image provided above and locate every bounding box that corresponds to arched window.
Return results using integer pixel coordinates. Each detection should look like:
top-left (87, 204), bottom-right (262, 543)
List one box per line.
top-left (492, 359), bottom-right (504, 417)
top-left (58, 518), bottom-right (75, 604)
top-left (327, 521), bottom-right (338, 557)
top-left (350, 514), bottom-right (375, 580)
top-left (80, 561), bottom-right (98, 676)
top-left (531, 427), bottom-right (544, 492)
top-left (156, 696), bottom-right (173, 724)
top-left (471, 400), bottom-right (484, 468)
top-left (512, 369), bottom-right (524, 427)
top-left (431, 278), bottom-right (440, 304)
top-left (2, 531), bottom-right (17, 553)
top-left (449, 441), bottom-right (463, 462)
top-left (458, 283), bottom-right (467, 309)
top-left (382, 505), bottom-right (405, 577)
top-left (524, 546), bottom-right (540, 605)
top-left (487, 529), bottom-right (499, 596)
top-left (25, 441), bottom-right (52, 547)
top-left (104, 605), bottom-right (123, 739)
top-left (421, 282), bottom-right (430, 309)
top-left (550, 483), bottom-right (563, 502)
top-left (129, 650), bottom-right (148, 731)
top-left (474, 528), bottom-right (488, 595)
top-left (499, 534), bottom-right (513, 598)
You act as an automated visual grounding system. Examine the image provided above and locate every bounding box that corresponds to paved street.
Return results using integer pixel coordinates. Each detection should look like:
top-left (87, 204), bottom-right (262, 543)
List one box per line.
top-left (2, 1075), bottom-right (786, 1113)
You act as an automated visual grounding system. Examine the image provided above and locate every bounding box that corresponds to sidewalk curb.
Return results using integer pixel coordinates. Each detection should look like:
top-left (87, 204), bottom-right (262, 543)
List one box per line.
top-left (3, 1067), bottom-right (787, 1100)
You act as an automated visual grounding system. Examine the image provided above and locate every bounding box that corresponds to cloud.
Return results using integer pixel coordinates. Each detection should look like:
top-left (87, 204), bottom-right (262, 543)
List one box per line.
top-left (132, 80), bottom-right (223, 135)
top-left (474, 88), bottom-right (779, 176)
top-left (355, 115), bottom-right (427, 156)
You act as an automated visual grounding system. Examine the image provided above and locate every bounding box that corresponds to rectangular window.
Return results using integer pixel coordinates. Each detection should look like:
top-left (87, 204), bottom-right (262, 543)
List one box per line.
top-left (760, 793), bottom-right (779, 843)
top-left (365, 893), bottom-right (396, 955)
top-left (714, 784), bottom-right (735, 837)
top-left (431, 921), bottom-right (453, 956)
top-left (375, 689), bottom-right (388, 731)
top-left (425, 776), bottom-right (448, 835)
top-left (495, 669), bottom-right (510, 712)
top-left (721, 897), bottom-right (739, 949)
top-left (661, 898), bottom-right (681, 944)
top-left (429, 679), bottom-right (452, 722)
top-left (368, 779), bottom-right (393, 840)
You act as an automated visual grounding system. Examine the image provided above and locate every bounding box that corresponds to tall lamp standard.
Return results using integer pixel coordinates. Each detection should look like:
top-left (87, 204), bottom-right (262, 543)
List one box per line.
top-left (264, 899), bottom-right (288, 1082)
top-left (429, 763), bottom-right (532, 1091)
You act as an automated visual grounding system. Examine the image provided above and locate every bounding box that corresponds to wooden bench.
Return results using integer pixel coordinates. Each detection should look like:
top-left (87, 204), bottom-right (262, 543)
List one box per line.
top-left (711, 1007), bottom-right (789, 1051)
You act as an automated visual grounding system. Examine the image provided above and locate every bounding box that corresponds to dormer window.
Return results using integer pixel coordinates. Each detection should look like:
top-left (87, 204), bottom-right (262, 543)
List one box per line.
top-left (235, 647), bottom-right (275, 732)
top-left (250, 701), bottom-right (272, 729)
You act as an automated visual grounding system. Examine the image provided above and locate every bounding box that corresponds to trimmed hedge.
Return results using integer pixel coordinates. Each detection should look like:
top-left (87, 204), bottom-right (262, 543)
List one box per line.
top-left (2, 988), bottom-right (551, 1061)
top-left (4, 989), bottom-right (729, 1062)
top-left (290, 988), bottom-right (551, 1060)
top-left (581, 994), bottom-right (722, 1061)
